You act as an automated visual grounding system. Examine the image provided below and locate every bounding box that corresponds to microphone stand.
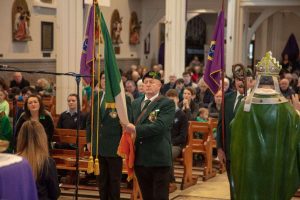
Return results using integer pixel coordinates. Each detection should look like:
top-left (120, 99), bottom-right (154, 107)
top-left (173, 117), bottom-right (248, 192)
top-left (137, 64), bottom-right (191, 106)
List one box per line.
top-left (0, 66), bottom-right (90, 200)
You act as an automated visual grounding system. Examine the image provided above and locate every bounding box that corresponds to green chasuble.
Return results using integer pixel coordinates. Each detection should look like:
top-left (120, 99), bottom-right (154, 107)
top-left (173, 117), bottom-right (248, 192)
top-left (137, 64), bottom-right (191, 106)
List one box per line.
top-left (230, 94), bottom-right (300, 200)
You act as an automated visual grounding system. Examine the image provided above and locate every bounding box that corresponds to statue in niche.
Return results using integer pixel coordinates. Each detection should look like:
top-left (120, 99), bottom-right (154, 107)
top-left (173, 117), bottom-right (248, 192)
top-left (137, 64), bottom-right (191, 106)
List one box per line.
top-left (129, 12), bottom-right (142, 45)
top-left (12, 0), bottom-right (32, 42)
top-left (111, 9), bottom-right (123, 45)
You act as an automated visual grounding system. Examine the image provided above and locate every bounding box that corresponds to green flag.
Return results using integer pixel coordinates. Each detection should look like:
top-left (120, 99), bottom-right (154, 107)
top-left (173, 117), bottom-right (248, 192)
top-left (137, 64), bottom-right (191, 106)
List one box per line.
top-left (96, 5), bottom-right (129, 125)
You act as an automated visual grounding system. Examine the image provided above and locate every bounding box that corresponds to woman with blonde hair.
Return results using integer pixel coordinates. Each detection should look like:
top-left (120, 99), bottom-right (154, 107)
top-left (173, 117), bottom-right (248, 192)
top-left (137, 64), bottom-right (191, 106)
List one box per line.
top-left (17, 120), bottom-right (60, 200)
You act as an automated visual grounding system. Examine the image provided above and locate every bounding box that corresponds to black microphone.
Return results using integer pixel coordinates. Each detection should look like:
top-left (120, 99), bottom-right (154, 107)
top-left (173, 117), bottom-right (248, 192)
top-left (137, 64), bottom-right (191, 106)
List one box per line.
top-left (0, 64), bottom-right (9, 68)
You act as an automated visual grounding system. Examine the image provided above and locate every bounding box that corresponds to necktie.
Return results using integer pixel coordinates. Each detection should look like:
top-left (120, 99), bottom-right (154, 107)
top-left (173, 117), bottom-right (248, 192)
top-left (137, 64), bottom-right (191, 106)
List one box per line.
top-left (141, 99), bottom-right (151, 111)
top-left (234, 94), bottom-right (243, 113)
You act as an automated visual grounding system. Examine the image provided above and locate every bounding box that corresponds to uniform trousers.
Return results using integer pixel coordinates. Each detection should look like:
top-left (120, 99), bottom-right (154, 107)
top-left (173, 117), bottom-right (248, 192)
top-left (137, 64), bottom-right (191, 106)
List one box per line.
top-left (97, 156), bottom-right (122, 200)
top-left (135, 166), bottom-right (170, 200)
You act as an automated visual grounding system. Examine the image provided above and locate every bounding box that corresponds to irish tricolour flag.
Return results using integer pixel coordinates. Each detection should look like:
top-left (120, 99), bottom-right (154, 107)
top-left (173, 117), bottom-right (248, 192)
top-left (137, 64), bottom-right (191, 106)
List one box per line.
top-left (98, 7), bottom-right (129, 125)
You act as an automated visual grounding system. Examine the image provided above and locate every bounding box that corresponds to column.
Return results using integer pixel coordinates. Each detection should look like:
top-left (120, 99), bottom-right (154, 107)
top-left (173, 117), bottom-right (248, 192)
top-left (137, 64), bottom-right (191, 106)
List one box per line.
top-left (56, 0), bottom-right (83, 113)
top-left (164, 0), bottom-right (186, 80)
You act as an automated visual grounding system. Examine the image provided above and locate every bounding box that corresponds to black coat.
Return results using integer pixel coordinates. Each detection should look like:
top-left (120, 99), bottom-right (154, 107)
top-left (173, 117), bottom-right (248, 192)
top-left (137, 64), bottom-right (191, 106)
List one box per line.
top-left (56, 111), bottom-right (87, 130)
top-left (10, 79), bottom-right (30, 90)
top-left (36, 157), bottom-right (60, 200)
top-left (14, 112), bottom-right (54, 150)
top-left (171, 109), bottom-right (188, 147)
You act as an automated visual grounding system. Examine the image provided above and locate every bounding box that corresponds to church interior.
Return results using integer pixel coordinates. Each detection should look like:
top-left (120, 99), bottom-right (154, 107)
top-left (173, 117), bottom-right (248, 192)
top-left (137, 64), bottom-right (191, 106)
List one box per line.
top-left (0, 0), bottom-right (300, 199)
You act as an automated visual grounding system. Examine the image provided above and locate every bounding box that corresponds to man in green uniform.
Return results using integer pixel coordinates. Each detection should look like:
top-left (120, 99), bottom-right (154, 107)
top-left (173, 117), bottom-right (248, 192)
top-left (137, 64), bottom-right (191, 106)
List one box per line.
top-left (86, 72), bottom-right (132, 200)
top-left (125, 71), bottom-right (175, 200)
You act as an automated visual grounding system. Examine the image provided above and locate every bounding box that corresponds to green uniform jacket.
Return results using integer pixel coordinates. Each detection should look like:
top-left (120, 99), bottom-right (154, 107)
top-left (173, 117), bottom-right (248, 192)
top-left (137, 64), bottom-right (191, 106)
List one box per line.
top-left (216, 91), bottom-right (237, 160)
top-left (0, 115), bottom-right (13, 153)
top-left (132, 95), bottom-right (175, 167)
top-left (86, 92), bottom-right (132, 157)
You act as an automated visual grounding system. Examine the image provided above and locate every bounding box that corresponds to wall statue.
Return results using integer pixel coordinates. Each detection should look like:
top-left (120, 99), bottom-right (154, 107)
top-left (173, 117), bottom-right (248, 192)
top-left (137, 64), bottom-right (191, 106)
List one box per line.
top-left (12, 0), bottom-right (32, 42)
top-left (111, 9), bottom-right (123, 45)
top-left (129, 11), bottom-right (142, 45)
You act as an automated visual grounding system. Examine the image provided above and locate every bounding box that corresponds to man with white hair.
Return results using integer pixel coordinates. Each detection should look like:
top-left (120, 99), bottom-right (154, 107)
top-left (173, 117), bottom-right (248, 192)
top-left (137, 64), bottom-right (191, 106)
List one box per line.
top-left (136, 79), bottom-right (144, 94)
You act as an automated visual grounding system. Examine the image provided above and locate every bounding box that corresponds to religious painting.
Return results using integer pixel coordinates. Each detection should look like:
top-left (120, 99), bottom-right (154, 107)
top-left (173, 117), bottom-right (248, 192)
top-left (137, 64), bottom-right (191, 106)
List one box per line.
top-left (41, 22), bottom-right (54, 51)
top-left (129, 12), bottom-right (142, 45)
top-left (144, 33), bottom-right (150, 54)
top-left (11, 0), bottom-right (32, 42)
top-left (111, 9), bottom-right (123, 45)
top-left (32, 0), bottom-right (57, 8)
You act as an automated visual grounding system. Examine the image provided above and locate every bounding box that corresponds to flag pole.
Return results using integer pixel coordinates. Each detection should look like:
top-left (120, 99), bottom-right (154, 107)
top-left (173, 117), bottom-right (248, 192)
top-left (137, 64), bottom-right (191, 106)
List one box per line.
top-left (94, 1), bottom-right (101, 176)
top-left (220, 0), bottom-right (226, 159)
top-left (87, 0), bottom-right (96, 175)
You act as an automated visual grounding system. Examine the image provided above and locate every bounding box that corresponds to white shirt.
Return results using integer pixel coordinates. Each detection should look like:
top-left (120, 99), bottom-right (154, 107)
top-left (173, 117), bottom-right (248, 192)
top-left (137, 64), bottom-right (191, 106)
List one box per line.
top-left (141, 93), bottom-right (159, 110)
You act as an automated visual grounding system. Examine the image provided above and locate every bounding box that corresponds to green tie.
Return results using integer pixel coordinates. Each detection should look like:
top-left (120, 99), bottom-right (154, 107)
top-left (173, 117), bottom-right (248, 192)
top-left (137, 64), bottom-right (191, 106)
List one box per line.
top-left (141, 99), bottom-right (151, 111)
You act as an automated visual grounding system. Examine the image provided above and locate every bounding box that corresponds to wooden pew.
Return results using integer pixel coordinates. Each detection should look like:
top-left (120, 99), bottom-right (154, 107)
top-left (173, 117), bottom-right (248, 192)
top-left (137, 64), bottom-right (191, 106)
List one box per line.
top-left (187, 121), bottom-right (216, 181)
top-left (51, 128), bottom-right (143, 200)
top-left (42, 96), bottom-right (56, 116)
top-left (180, 145), bottom-right (198, 189)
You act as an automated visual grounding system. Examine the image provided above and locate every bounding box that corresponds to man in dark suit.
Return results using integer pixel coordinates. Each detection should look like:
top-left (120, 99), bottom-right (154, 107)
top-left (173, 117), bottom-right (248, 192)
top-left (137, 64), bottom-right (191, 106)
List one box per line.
top-left (161, 74), bottom-right (177, 95)
top-left (86, 72), bottom-right (132, 200)
top-left (217, 77), bottom-right (245, 199)
top-left (9, 72), bottom-right (30, 90)
top-left (125, 71), bottom-right (175, 200)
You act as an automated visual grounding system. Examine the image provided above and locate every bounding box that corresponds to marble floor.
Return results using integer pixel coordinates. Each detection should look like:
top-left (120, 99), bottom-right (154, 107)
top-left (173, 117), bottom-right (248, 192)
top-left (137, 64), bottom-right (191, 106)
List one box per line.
top-left (59, 173), bottom-right (300, 200)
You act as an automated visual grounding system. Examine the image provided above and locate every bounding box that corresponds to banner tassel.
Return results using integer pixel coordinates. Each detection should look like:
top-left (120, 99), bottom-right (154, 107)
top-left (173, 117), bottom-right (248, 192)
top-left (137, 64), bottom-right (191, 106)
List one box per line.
top-left (87, 156), bottom-right (94, 174)
top-left (94, 158), bottom-right (100, 175)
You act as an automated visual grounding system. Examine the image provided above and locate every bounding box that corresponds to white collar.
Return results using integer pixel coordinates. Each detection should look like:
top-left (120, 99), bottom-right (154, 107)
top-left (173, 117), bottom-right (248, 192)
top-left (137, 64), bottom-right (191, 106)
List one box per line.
top-left (144, 93), bottom-right (159, 102)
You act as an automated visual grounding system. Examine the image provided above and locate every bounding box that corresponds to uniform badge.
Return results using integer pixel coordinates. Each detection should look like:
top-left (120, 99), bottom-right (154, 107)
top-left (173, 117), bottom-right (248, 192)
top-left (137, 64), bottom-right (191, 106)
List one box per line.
top-left (109, 111), bottom-right (118, 118)
top-left (148, 109), bottom-right (159, 122)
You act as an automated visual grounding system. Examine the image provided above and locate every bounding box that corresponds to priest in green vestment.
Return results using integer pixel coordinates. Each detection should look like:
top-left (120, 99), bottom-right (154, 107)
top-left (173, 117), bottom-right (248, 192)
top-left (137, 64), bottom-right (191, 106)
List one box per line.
top-left (230, 52), bottom-right (300, 200)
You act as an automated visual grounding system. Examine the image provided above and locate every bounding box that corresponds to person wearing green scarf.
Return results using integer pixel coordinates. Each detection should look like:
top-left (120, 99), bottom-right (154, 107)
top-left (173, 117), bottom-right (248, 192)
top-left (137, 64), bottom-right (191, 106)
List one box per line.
top-left (0, 112), bottom-right (13, 153)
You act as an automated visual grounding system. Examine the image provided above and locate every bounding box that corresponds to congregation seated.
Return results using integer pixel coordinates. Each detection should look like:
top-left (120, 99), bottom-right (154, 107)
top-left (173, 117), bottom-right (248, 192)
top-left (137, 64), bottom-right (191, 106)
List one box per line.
top-left (179, 87), bottom-right (199, 120)
top-left (166, 89), bottom-right (188, 187)
top-left (15, 86), bottom-right (36, 121)
top-left (56, 93), bottom-right (86, 130)
top-left (0, 112), bottom-right (13, 153)
top-left (161, 74), bottom-right (177, 95)
top-left (9, 72), bottom-right (30, 90)
top-left (175, 78), bottom-right (184, 102)
top-left (280, 78), bottom-right (295, 100)
top-left (182, 71), bottom-right (198, 89)
top-left (0, 89), bottom-right (9, 117)
top-left (195, 78), bottom-right (214, 108)
top-left (16, 120), bottom-right (60, 200)
top-left (14, 94), bottom-right (54, 150)
top-left (136, 79), bottom-right (145, 96)
top-left (36, 78), bottom-right (55, 97)
top-left (196, 108), bottom-right (209, 123)
top-left (125, 80), bottom-right (140, 99)
top-left (0, 77), bottom-right (9, 91)
top-left (208, 90), bottom-right (222, 118)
